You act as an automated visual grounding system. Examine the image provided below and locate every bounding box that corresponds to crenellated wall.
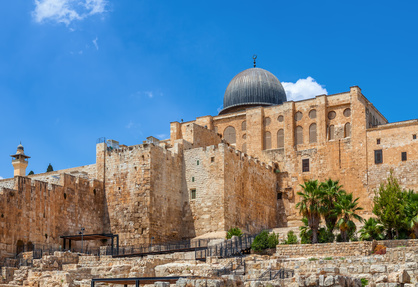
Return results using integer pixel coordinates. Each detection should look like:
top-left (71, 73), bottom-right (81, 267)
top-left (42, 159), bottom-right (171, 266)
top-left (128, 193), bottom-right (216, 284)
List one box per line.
top-left (0, 174), bottom-right (105, 260)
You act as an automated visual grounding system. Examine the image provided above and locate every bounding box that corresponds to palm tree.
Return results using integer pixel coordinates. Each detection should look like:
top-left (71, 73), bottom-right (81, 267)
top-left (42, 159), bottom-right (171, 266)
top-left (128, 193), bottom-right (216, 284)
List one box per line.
top-left (405, 190), bottom-right (418, 238)
top-left (320, 179), bottom-right (346, 232)
top-left (296, 180), bottom-right (323, 244)
top-left (334, 193), bottom-right (363, 242)
top-left (359, 218), bottom-right (384, 241)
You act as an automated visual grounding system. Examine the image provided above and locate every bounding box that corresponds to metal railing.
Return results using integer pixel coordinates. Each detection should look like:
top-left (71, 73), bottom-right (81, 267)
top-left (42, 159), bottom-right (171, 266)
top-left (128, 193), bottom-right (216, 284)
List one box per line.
top-left (117, 238), bottom-right (213, 257)
top-left (195, 234), bottom-right (255, 260)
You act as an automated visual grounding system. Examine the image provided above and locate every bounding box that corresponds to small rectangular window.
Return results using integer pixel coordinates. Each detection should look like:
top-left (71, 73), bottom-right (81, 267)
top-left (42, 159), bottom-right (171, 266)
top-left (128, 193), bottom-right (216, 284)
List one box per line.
top-left (211, 157), bottom-right (215, 162)
top-left (375, 150), bottom-right (383, 164)
top-left (192, 177), bottom-right (195, 182)
top-left (413, 134), bottom-right (417, 140)
top-left (197, 160), bottom-right (199, 165)
top-left (377, 139), bottom-right (381, 145)
top-left (402, 152), bottom-right (407, 161)
top-left (190, 189), bottom-right (196, 199)
top-left (302, 159), bottom-right (310, 172)
top-left (277, 193), bottom-right (283, 200)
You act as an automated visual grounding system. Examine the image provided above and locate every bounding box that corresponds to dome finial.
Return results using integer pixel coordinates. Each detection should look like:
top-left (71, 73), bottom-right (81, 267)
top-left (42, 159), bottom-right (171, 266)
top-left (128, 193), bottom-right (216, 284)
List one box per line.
top-left (253, 54), bottom-right (257, 68)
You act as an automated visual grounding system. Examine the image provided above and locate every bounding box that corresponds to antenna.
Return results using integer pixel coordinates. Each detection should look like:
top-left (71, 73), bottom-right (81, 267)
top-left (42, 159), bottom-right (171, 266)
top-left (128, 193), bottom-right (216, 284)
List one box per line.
top-left (253, 54), bottom-right (257, 67)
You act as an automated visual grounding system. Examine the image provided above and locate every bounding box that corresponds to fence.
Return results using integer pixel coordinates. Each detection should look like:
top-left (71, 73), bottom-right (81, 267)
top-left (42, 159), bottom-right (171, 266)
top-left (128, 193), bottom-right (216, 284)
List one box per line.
top-left (195, 234), bottom-right (255, 260)
top-left (116, 238), bottom-right (213, 257)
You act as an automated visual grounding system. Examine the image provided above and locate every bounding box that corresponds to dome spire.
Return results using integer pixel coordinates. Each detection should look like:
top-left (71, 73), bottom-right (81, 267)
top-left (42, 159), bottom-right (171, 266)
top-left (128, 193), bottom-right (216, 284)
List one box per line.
top-left (253, 54), bottom-right (257, 68)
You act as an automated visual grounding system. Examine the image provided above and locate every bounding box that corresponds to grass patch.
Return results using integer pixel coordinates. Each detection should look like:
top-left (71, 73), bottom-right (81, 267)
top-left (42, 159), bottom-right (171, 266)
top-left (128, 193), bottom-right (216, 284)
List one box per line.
top-left (308, 257), bottom-right (318, 261)
top-left (324, 257), bottom-right (333, 260)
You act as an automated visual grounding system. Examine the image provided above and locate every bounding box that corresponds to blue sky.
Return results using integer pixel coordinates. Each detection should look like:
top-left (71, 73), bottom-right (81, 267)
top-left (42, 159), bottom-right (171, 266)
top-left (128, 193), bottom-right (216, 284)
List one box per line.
top-left (0, 1), bottom-right (417, 178)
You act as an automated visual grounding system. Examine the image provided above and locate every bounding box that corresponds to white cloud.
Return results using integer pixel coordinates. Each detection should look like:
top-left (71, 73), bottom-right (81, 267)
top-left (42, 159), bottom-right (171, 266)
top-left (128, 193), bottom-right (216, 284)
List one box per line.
top-left (131, 91), bottom-right (160, 99)
top-left (32, 0), bottom-right (108, 25)
top-left (0, 176), bottom-right (3, 180)
top-left (282, 77), bottom-right (327, 101)
top-left (92, 37), bottom-right (99, 50)
top-left (156, 134), bottom-right (167, 140)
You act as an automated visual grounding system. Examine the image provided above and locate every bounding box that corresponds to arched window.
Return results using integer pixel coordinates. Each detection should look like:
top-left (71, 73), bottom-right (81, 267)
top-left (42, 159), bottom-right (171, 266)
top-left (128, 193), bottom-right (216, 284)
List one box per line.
top-left (295, 126), bottom-right (303, 145)
top-left (277, 129), bottom-right (284, 148)
top-left (241, 121), bottom-right (246, 131)
top-left (328, 125), bottom-right (335, 140)
top-left (295, 112), bottom-right (303, 121)
top-left (309, 109), bottom-right (317, 119)
top-left (309, 123), bottom-right (317, 143)
top-left (242, 143), bottom-right (247, 153)
top-left (224, 126), bottom-right (236, 144)
top-left (264, 117), bottom-right (271, 126)
top-left (264, 132), bottom-right (271, 150)
top-left (344, 123), bottom-right (351, 138)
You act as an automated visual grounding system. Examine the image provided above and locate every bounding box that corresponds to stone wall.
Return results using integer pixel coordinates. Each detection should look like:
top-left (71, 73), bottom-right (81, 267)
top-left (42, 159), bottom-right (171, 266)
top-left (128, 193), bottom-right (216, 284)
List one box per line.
top-left (276, 241), bottom-right (373, 258)
top-left (0, 174), bottom-right (105, 259)
top-left (223, 145), bottom-right (278, 234)
top-left (366, 120), bottom-right (418, 198)
top-left (276, 239), bottom-right (418, 259)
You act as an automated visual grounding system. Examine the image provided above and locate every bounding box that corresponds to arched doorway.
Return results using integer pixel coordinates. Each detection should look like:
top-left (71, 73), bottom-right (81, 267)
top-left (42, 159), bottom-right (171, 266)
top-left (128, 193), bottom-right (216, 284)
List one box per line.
top-left (27, 241), bottom-right (34, 252)
top-left (16, 240), bottom-right (24, 255)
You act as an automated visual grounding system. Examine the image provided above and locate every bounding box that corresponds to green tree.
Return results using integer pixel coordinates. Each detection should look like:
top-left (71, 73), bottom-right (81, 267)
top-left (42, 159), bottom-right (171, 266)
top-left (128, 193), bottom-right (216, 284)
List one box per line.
top-left (226, 227), bottom-right (243, 239)
top-left (359, 218), bottom-right (384, 241)
top-left (46, 163), bottom-right (54, 173)
top-left (334, 193), bottom-right (363, 242)
top-left (320, 179), bottom-right (346, 233)
top-left (28, 170), bottom-right (34, 175)
top-left (373, 171), bottom-right (407, 239)
top-left (299, 217), bottom-right (312, 244)
top-left (296, 180), bottom-right (323, 244)
top-left (404, 190), bottom-right (418, 238)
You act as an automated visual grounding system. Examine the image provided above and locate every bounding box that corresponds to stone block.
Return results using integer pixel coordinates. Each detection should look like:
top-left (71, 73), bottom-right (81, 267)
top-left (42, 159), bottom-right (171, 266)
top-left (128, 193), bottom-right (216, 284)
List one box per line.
top-left (371, 265), bottom-right (387, 273)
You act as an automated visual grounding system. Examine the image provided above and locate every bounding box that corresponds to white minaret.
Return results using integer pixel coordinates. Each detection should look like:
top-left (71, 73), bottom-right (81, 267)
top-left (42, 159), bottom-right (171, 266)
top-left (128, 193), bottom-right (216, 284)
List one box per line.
top-left (10, 143), bottom-right (30, 176)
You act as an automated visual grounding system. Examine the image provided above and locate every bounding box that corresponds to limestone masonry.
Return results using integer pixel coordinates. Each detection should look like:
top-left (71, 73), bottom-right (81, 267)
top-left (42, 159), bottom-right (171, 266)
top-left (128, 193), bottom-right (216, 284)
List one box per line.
top-left (0, 65), bottom-right (417, 261)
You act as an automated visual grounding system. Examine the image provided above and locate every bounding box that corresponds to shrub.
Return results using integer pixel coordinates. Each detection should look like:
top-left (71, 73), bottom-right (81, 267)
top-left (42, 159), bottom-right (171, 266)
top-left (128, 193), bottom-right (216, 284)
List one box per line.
top-left (226, 227), bottom-right (243, 239)
top-left (373, 244), bottom-right (386, 255)
top-left (267, 232), bottom-right (279, 248)
top-left (283, 231), bottom-right (298, 244)
top-left (318, 228), bottom-right (335, 243)
top-left (251, 231), bottom-right (278, 251)
top-left (361, 278), bottom-right (369, 287)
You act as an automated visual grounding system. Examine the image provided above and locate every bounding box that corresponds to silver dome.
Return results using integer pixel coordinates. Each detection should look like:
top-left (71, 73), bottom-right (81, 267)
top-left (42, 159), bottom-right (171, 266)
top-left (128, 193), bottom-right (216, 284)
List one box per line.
top-left (219, 68), bottom-right (287, 115)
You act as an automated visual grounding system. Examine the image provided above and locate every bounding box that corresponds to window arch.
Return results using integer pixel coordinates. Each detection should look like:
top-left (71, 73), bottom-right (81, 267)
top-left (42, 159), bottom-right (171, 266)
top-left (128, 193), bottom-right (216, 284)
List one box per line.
top-left (277, 129), bottom-right (284, 148)
top-left (309, 123), bottom-right (317, 143)
top-left (295, 126), bottom-right (303, 145)
top-left (264, 131), bottom-right (272, 150)
top-left (309, 109), bottom-right (317, 119)
top-left (241, 121), bottom-right (246, 131)
top-left (223, 126), bottom-right (236, 144)
top-left (344, 122), bottom-right (351, 138)
top-left (328, 125), bottom-right (335, 140)
top-left (242, 143), bottom-right (247, 153)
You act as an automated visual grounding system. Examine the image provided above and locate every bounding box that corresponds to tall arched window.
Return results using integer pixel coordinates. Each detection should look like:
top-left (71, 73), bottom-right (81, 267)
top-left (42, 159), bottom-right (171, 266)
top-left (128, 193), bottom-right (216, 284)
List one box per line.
top-left (241, 121), bottom-right (246, 131)
top-left (224, 126), bottom-right (236, 144)
top-left (277, 129), bottom-right (284, 148)
top-left (264, 131), bottom-right (271, 150)
top-left (295, 126), bottom-right (303, 145)
top-left (344, 123), bottom-right (351, 138)
top-left (242, 143), bottom-right (247, 153)
top-left (309, 123), bottom-right (317, 143)
top-left (328, 125), bottom-right (335, 140)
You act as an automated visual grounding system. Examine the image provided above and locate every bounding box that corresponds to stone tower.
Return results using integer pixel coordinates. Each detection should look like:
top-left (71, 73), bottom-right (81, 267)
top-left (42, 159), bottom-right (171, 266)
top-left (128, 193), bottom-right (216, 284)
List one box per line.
top-left (10, 143), bottom-right (30, 176)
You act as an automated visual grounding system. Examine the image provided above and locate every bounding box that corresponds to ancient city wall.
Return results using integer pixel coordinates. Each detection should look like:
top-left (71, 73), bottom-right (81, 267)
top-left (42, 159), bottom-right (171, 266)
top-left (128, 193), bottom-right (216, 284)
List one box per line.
top-left (149, 145), bottom-right (184, 243)
top-left (183, 145), bottom-right (226, 238)
top-left (0, 174), bottom-right (105, 259)
top-left (223, 145), bottom-right (278, 234)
